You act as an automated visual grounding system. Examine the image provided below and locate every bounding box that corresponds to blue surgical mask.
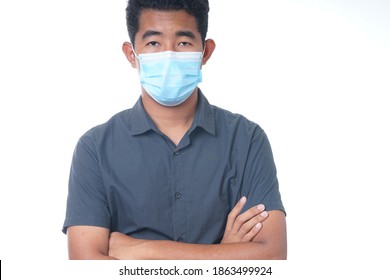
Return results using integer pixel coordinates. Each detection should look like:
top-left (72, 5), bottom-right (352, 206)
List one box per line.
top-left (134, 50), bottom-right (203, 106)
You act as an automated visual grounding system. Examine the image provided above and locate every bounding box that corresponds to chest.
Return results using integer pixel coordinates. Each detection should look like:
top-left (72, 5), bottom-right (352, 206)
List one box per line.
top-left (99, 132), bottom-right (246, 242)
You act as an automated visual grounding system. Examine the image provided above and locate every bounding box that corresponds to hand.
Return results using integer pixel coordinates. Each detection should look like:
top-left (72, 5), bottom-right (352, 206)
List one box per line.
top-left (221, 196), bottom-right (269, 244)
top-left (109, 232), bottom-right (146, 259)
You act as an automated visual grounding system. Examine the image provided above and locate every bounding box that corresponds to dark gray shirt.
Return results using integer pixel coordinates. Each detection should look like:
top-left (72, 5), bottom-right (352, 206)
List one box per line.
top-left (63, 90), bottom-right (285, 244)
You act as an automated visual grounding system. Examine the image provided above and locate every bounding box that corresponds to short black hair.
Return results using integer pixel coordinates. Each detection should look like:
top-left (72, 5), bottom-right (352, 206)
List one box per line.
top-left (126, 0), bottom-right (209, 45)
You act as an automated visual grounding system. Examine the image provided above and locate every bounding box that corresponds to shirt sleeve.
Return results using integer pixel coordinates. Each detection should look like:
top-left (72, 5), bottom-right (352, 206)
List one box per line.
top-left (241, 127), bottom-right (286, 215)
top-left (62, 132), bottom-right (111, 234)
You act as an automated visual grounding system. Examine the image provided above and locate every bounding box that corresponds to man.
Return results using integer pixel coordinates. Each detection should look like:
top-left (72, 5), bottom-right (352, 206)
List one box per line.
top-left (63, 0), bottom-right (286, 260)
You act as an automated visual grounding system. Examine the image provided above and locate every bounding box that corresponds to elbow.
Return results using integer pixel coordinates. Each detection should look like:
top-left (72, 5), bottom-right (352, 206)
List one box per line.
top-left (266, 242), bottom-right (287, 260)
top-left (267, 250), bottom-right (287, 260)
top-left (252, 241), bottom-right (287, 260)
top-left (68, 249), bottom-right (115, 260)
top-left (68, 253), bottom-right (116, 260)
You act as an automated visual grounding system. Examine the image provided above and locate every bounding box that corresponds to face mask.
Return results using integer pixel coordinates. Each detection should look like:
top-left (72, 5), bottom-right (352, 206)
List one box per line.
top-left (134, 50), bottom-right (203, 106)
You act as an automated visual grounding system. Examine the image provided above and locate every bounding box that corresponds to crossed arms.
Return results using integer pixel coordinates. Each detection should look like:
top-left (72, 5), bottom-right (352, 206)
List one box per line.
top-left (67, 197), bottom-right (287, 260)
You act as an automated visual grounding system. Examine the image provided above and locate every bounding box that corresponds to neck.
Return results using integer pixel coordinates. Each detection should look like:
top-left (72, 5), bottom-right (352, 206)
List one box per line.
top-left (141, 88), bottom-right (199, 145)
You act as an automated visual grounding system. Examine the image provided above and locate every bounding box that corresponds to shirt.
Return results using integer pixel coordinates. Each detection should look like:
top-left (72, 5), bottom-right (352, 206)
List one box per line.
top-left (63, 90), bottom-right (285, 244)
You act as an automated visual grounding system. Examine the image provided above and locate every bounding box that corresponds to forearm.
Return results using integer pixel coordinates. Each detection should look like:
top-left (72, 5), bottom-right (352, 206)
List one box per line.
top-left (144, 240), bottom-right (283, 260)
top-left (109, 210), bottom-right (286, 260)
top-left (110, 238), bottom-right (284, 260)
top-left (69, 253), bottom-right (118, 260)
top-left (68, 241), bottom-right (119, 260)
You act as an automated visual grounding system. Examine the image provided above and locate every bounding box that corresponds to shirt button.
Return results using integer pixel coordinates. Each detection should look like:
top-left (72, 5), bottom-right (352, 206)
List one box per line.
top-left (174, 150), bottom-right (180, 156)
top-left (177, 237), bottom-right (184, 242)
top-left (175, 192), bottom-right (182, 199)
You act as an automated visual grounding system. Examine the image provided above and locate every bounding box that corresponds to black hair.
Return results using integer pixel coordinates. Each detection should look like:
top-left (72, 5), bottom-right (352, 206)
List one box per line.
top-left (126, 0), bottom-right (209, 45)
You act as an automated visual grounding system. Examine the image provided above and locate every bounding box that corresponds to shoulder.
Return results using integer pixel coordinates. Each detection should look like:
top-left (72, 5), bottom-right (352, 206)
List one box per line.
top-left (212, 104), bottom-right (265, 138)
top-left (78, 109), bottom-right (131, 147)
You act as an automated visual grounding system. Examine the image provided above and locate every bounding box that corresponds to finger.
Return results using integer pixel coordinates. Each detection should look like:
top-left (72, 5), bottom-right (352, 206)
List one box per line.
top-left (225, 196), bottom-right (247, 232)
top-left (237, 210), bottom-right (268, 238)
top-left (231, 204), bottom-right (266, 234)
top-left (242, 222), bottom-right (262, 242)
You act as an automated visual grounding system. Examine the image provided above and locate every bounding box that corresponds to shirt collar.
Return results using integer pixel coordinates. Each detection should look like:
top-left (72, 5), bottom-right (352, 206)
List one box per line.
top-left (192, 89), bottom-right (216, 136)
top-left (127, 89), bottom-right (216, 136)
top-left (127, 97), bottom-right (156, 135)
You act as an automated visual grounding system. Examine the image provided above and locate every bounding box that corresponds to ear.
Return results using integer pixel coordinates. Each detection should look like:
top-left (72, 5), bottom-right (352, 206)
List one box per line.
top-left (122, 42), bottom-right (138, 68)
top-left (202, 39), bottom-right (216, 66)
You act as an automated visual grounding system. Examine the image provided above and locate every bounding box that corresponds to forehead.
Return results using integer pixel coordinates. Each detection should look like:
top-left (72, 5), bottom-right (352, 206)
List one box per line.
top-left (137, 9), bottom-right (199, 37)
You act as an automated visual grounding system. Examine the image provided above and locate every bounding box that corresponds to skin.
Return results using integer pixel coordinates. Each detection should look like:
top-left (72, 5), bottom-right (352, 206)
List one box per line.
top-left (67, 9), bottom-right (287, 260)
top-left (68, 197), bottom-right (272, 260)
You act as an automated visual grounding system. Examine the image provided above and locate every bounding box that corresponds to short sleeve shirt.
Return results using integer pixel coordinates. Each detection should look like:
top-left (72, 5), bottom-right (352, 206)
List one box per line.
top-left (63, 90), bottom-right (285, 244)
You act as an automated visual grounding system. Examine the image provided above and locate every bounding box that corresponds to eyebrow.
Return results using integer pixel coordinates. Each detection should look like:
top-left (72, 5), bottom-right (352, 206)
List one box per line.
top-left (142, 30), bottom-right (162, 40)
top-left (175, 30), bottom-right (196, 40)
top-left (141, 30), bottom-right (196, 40)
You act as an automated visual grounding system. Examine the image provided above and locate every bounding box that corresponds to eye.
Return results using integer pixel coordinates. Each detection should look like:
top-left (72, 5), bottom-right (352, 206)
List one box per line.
top-left (178, 42), bottom-right (191, 46)
top-left (146, 41), bottom-right (160, 47)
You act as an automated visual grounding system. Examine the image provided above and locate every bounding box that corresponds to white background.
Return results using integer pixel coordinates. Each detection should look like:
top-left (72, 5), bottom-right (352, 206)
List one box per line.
top-left (1, 0), bottom-right (389, 278)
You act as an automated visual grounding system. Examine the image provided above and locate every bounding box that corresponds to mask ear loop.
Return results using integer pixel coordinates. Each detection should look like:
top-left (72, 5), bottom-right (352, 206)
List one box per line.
top-left (131, 44), bottom-right (140, 60)
top-left (201, 47), bottom-right (206, 58)
top-left (199, 46), bottom-right (206, 67)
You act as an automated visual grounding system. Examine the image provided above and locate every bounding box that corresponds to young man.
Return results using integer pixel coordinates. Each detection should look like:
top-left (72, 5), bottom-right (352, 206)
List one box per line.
top-left (63, 0), bottom-right (286, 260)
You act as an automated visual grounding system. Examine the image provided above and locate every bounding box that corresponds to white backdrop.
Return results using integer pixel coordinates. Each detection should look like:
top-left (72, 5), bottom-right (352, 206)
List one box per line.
top-left (1, 0), bottom-right (389, 278)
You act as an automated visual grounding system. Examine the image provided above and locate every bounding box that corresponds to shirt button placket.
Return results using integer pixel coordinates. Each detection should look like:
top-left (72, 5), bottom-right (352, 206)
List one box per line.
top-left (172, 148), bottom-right (186, 242)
